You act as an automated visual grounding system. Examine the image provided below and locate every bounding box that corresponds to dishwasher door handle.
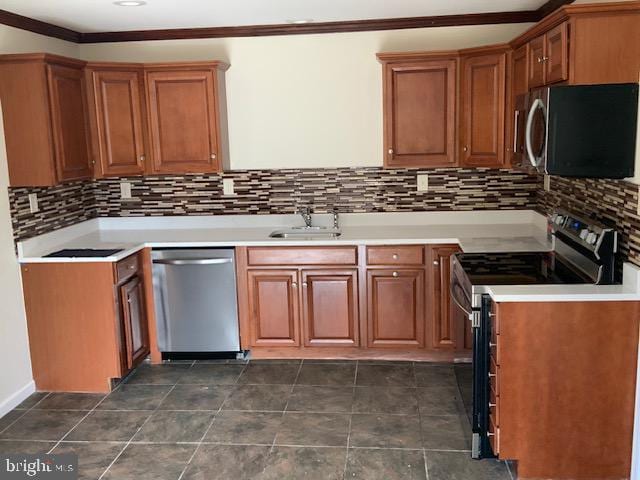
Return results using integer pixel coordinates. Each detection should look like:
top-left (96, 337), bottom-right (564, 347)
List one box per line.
top-left (153, 258), bottom-right (234, 266)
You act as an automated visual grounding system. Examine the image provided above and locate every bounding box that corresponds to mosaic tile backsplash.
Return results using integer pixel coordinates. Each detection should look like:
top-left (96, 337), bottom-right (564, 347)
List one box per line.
top-left (9, 167), bottom-right (539, 242)
top-left (536, 176), bottom-right (640, 268)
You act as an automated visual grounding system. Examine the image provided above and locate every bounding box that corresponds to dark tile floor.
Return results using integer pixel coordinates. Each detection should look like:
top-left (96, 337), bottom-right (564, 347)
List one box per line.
top-left (0, 360), bottom-right (515, 479)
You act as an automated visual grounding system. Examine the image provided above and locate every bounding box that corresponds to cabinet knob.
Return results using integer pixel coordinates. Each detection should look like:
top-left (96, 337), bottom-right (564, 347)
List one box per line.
top-left (388, 148), bottom-right (394, 155)
top-left (542, 56), bottom-right (549, 62)
top-left (302, 282), bottom-right (308, 287)
top-left (139, 155), bottom-right (145, 161)
top-left (291, 282), bottom-right (298, 288)
top-left (392, 271), bottom-right (399, 277)
top-left (537, 56), bottom-right (543, 63)
top-left (128, 265), bottom-right (135, 270)
top-left (211, 153), bottom-right (217, 159)
top-left (463, 146), bottom-right (468, 152)
top-left (433, 260), bottom-right (439, 266)
top-left (392, 254), bottom-right (399, 260)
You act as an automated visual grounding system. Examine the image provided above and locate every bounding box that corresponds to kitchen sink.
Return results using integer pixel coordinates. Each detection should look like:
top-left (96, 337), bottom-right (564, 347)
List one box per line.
top-left (269, 227), bottom-right (342, 239)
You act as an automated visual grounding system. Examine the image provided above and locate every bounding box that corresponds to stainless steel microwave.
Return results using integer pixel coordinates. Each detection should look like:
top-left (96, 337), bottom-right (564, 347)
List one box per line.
top-left (514, 83), bottom-right (638, 178)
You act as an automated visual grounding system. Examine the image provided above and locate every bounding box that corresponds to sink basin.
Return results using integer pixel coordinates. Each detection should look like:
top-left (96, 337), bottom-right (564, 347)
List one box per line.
top-left (269, 227), bottom-right (342, 239)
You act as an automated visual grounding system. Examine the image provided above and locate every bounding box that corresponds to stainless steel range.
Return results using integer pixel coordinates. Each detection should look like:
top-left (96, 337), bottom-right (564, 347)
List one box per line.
top-left (450, 210), bottom-right (618, 459)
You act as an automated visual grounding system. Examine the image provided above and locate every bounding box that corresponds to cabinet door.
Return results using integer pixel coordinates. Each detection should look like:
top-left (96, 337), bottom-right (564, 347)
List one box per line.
top-left (301, 269), bottom-right (359, 347)
top-left (545, 23), bottom-right (569, 84)
top-left (46, 64), bottom-right (92, 182)
top-left (146, 69), bottom-right (220, 174)
top-left (506, 45), bottom-right (529, 166)
top-left (528, 36), bottom-right (546, 88)
top-left (367, 269), bottom-right (425, 347)
top-left (384, 59), bottom-right (457, 167)
top-left (247, 270), bottom-right (300, 346)
top-left (88, 69), bottom-right (146, 177)
top-left (120, 276), bottom-right (150, 371)
top-left (431, 246), bottom-right (462, 349)
top-left (460, 53), bottom-right (506, 167)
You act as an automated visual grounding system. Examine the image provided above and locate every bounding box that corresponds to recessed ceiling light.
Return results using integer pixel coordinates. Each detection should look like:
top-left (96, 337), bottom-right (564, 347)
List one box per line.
top-left (286, 19), bottom-right (314, 24)
top-left (113, 1), bottom-right (147, 6)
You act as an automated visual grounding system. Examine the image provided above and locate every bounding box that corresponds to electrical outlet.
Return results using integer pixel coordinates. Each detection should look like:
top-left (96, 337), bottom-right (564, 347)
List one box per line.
top-left (544, 175), bottom-right (551, 192)
top-left (28, 193), bottom-right (38, 213)
top-left (223, 178), bottom-right (235, 195)
top-left (120, 182), bottom-right (132, 199)
top-left (417, 174), bottom-right (429, 192)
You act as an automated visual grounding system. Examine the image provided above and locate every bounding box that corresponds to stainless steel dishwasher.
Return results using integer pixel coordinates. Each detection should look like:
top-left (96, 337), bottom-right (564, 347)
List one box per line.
top-left (152, 248), bottom-right (240, 357)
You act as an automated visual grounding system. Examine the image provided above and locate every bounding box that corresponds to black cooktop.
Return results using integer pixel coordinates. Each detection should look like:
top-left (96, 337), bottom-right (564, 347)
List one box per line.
top-left (455, 251), bottom-right (591, 285)
top-left (45, 248), bottom-right (123, 258)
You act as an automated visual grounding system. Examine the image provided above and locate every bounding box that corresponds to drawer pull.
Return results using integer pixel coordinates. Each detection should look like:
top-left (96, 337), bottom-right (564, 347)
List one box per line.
top-left (488, 373), bottom-right (497, 378)
top-left (292, 282), bottom-right (298, 288)
top-left (489, 402), bottom-right (497, 408)
top-left (489, 342), bottom-right (497, 348)
top-left (487, 432), bottom-right (496, 437)
top-left (392, 254), bottom-right (399, 260)
top-left (392, 271), bottom-right (399, 277)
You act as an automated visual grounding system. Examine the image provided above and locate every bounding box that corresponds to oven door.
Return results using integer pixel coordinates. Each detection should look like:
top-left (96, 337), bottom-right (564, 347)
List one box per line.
top-left (524, 87), bottom-right (549, 173)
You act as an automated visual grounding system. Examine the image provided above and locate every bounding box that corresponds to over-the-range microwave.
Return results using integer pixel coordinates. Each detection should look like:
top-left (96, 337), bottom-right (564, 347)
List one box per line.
top-left (512, 83), bottom-right (639, 178)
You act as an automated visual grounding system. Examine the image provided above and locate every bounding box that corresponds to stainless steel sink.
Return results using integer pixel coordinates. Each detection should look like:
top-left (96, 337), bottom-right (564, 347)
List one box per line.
top-left (269, 227), bottom-right (342, 239)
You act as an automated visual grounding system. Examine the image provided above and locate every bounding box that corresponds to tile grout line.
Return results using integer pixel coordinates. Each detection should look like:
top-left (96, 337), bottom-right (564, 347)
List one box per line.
top-left (413, 362), bottom-right (431, 480)
top-left (176, 360), bottom-right (249, 480)
top-left (0, 392), bottom-right (51, 437)
top-left (267, 360), bottom-right (305, 456)
top-left (98, 382), bottom-right (178, 480)
top-left (46, 393), bottom-right (110, 454)
top-left (340, 360), bottom-right (358, 479)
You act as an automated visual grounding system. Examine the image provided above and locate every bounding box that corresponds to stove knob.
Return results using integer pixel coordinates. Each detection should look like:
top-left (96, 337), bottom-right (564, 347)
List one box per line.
top-left (579, 229), bottom-right (589, 240)
top-left (586, 232), bottom-right (598, 245)
top-left (555, 215), bottom-right (564, 225)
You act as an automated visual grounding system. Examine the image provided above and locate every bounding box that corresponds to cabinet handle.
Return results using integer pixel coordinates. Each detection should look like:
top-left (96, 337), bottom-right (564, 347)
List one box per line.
top-left (211, 153), bottom-right (217, 159)
top-left (302, 282), bottom-right (308, 287)
top-left (291, 282), bottom-right (298, 288)
top-left (489, 373), bottom-right (497, 378)
top-left (463, 146), bottom-right (468, 152)
top-left (487, 432), bottom-right (496, 437)
top-left (392, 271), bottom-right (399, 277)
top-left (489, 402), bottom-right (497, 408)
top-left (433, 260), bottom-right (439, 266)
top-left (392, 254), bottom-right (399, 260)
top-left (388, 148), bottom-right (394, 155)
top-left (489, 342), bottom-right (497, 348)
top-left (139, 155), bottom-right (145, 162)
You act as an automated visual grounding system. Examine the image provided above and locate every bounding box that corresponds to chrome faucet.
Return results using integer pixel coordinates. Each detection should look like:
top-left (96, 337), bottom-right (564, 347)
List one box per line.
top-left (332, 210), bottom-right (340, 229)
top-left (299, 206), bottom-right (313, 228)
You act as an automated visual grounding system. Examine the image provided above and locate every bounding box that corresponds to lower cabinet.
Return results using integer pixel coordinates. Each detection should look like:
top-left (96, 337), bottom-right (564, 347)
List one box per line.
top-left (21, 251), bottom-right (151, 392)
top-left (247, 270), bottom-right (300, 346)
top-left (238, 245), bottom-right (466, 355)
top-left (247, 268), bottom-right (359, 347)
top-left (117, 274), bottom-right (150, 371)
top-left (366, 269), bottom-right (425, 347)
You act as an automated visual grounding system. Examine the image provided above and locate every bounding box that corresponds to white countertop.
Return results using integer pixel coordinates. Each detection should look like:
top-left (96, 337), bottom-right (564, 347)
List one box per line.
top-left (15, 210), bottom-right (640, 303)
top-left (17, 210), bottom-right (551, 263)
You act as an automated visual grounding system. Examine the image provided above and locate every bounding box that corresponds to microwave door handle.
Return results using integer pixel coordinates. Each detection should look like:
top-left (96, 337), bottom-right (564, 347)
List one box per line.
top-left (525, 98), bottom-right (543, 168)
top-left (450, 286), bottom-right (473, 321)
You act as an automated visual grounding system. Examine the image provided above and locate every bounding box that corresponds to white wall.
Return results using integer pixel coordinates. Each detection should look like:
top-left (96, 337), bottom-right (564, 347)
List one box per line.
top-left (0, 25), bottom-right (78, 414)
top-left (78, 23), bottom-right (531, 170)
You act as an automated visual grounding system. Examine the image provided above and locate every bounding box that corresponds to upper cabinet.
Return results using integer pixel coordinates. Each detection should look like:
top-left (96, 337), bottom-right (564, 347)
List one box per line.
top-left (527, 22), bottom-right (569, 88)
top-left (0, 54), bottom-right (92, 186)
top-left (145, 63), bottom-right (228, 175)
top-left (0, 55), bottom-right (230, 186)
top-left (378, 54), bottom-right (457, 168)
top-left (85, 65), bottom-right (147, 178)
top-left (459, 49), bottom-right (507, 168)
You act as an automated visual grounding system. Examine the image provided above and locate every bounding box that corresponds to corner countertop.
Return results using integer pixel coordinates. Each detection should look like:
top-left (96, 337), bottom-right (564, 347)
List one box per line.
top-left (17, 210), bottom-right (551, 263)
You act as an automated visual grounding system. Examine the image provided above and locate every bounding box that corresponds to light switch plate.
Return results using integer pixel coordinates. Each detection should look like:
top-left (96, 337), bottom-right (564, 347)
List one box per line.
top-left (544, 175), bottom-right (551, 192)
top-left (28, 193), bottom-right (38, 213)
top-left (417, 174), bottom-right (429, 192)
top-left (223, 178), bottom-right (235, 196)
top-left (120, 182), bottom-right (132, 199)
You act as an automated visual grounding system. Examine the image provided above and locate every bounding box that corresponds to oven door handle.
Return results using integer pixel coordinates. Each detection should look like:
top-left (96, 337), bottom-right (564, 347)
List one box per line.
top-left (450, 287), bottom-right (473, 320)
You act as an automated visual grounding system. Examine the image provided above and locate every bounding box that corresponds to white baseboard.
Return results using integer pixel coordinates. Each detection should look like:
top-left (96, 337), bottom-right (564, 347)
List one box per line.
top-left (0, 381), bottom-right (36, 418)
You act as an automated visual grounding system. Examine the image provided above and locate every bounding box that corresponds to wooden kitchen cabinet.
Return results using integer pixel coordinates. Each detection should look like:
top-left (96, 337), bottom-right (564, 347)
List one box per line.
top-left (145, 62), bottom-right (228, 174)
top-left (492, 300), bottom-right (640, 479)
top-left (20, 251), bottom-right (152, 392)
top-left (301, 269), bottom-right (359, 346)
top-left (505, 45), bottom-right (528, 166)
top-left (527, 22), bottom-right (569, 88)
top-left (366, 269), bottom-right (425, 348)
top-left (378, 54), bottom-right (457, 168)
top-left (247, 270), bottom-right (300, 346)
top-left (430, 245), bottom-right (466, 349)
top-left (0, 54), bottom-right (92, 186)
top-left (85, 65), bottom-right (147, 177)
top-left (459, 49), bottom-right (507, 168)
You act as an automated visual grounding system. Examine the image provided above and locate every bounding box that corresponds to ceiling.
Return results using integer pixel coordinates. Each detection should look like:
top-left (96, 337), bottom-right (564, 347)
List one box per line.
top-left (0, 0), bottom-right (547, 33)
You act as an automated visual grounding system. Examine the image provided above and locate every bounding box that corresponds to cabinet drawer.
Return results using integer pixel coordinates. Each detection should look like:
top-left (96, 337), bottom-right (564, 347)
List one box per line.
top-left (247, 247), bottom-right (357, 266)
top-left (489, 414), bottom-right (500, 455)
top-left (490, 356), bottom-right (499, 394)
top-left (490, 336), bottom-right (500, 366)
top-left (115, 254), bottom-right (140, 284)
top-left (490, 383), bottom-right (499, 426)
top-left (366, 246), bottom-right (424, 266)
